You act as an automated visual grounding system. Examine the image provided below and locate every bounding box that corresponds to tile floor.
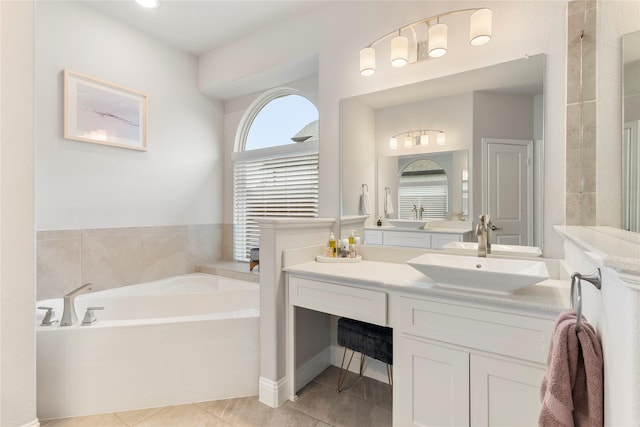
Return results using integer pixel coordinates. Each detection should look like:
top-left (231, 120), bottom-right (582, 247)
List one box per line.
top-left (40, 366), bottom-right (392, 427)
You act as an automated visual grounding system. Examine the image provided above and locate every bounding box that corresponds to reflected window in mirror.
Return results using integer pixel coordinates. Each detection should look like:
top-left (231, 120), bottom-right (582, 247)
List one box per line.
top-left (398, 159), bottom-right (448, 220)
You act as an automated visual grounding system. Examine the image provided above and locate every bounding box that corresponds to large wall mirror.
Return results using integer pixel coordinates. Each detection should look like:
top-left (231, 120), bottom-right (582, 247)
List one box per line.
top-left (623, 30), bottom-right (640, 232)
top-left (341, 54), bottom-right (545, 248)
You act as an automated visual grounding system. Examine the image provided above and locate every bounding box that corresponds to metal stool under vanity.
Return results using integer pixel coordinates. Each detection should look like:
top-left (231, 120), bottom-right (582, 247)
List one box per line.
top-left (336, 317), bottom-right (393, 392)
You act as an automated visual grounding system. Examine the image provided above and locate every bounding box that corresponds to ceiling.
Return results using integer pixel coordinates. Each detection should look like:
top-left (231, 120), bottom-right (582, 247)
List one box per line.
top-left (84, 0), bottom-right (328, 56)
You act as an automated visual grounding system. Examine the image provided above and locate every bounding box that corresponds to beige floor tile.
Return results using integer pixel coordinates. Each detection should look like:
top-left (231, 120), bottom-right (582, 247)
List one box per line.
top-left (114, 406), bottom-right (164, 425)
top-left (200, 396), bottom-right (319, 427)
top-left (40, 413), bottom-right (128, 427)
top-left (134, 403), bottom-right (226, 427)
top-left (344, 375), bottom-right (393, 410)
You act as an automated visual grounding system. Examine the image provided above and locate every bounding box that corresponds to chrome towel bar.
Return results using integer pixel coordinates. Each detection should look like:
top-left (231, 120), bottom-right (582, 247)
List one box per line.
top-left (570, 268), bottom-right (602, 332)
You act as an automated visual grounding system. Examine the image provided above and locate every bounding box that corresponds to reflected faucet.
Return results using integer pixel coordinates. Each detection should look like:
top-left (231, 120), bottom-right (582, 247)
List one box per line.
top-left (60, 283), bottom-right (92, 326)
top-left (475, 215), bottom-right (488, 257)
top-left (419, 205), bottom-right (424, 220)
top-left (412, 204), bottom-right (418, 220)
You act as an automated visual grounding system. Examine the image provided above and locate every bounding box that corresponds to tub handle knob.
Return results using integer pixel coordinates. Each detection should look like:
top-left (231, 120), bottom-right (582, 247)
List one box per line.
top-left (81, 306), bottom-right (104, 326)
top-left (37, 306), bottom-right (58, 326)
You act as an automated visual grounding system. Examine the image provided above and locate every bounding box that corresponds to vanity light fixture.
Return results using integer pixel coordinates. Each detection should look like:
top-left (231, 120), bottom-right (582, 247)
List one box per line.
top-left (135, 0), bottom-right (159, 8)
top-left (359, 7), bottom-right (492, 76)
top-left (389, 129), bottom-right (445, 149)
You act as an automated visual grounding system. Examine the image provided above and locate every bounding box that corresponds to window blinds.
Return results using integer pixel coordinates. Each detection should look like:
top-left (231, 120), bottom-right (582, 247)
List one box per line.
top-left (233, 143), bottom-right (319, 261)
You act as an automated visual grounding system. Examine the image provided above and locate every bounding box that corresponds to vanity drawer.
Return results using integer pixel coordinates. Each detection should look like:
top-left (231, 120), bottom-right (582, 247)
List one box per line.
top-left (289, 276), bottom-right (387, 326)
top-left (383, 230), bottom-right (431, 248)
top-left (398, 296), bottom-right (554, 364)
top-left (364, 229), bottom-right (383, 245)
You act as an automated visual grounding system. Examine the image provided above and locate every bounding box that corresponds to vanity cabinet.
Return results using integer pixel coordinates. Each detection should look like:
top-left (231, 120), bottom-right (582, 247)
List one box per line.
top-left (396, 295), bottom-right (554, 427)
top-left (364, 228), bottom-right (468, 249)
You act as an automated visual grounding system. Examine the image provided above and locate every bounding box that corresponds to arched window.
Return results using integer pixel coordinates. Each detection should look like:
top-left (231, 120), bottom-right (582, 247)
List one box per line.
top-left (398, 158), bottom-right (448, 219)
top-left (233, 90), bottom-right (319, 261)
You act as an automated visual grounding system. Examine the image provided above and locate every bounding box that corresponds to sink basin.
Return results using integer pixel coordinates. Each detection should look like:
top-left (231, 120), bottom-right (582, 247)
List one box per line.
top-left (388, 219), bottom-right (429, 229)
top-left (441, 241), bottom-right (542, 257)
top-left (407, 253), bottom-right (550, 294)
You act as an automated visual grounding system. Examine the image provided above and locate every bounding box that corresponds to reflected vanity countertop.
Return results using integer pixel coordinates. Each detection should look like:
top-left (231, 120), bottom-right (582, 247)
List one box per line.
top-left (554, 225), bottom-right (640, 275)
top-left (366, 225), bottom-right (474, 234)
top-left (284, 259), bottom-right (569, 314)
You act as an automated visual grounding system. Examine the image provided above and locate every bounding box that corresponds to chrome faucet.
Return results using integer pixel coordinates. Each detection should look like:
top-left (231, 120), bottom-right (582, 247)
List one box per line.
top-left (419, 205), bottom-right (424, 220)
top-left (60, 283), bottom-right (92, 326)
top-left (412, 204), bottom-right (418, 220)
top-left (475, 215), bottom-right (488, 257)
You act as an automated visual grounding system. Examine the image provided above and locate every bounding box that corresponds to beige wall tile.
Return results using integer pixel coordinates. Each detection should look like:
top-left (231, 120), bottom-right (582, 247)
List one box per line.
top-left (141, 227), bottom-right (189, 282)
top-left (81, 233), bottom-right (142, 291)
top-left (37, 229), bottom-right (81, 241)
top-left (566, 193), bottom-right (581, 225)
top-left (187, 224), bottom-right (223, 270)
top-left (36, 236), bottom-right (82, 300)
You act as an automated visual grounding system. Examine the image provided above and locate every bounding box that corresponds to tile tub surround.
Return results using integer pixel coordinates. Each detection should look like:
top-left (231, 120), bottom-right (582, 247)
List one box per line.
top-left (566, 0), bottom-right (597, 225)
top-left (36, 224), bottom-right (224, 300)
top-left (40, 366), bottom-right (392, 427)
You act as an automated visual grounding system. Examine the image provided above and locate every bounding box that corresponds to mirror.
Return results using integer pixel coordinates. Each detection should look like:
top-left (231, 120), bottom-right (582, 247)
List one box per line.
top-left (341, 54), bottom-right (545, 248)
top-left (623, 31), bottom-right (640, 232)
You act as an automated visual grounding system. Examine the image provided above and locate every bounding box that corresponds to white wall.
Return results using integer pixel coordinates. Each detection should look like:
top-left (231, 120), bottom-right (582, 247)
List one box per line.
top-left (1, 2), bottom-right (37, 426)
top-left (35, 1), bottom-right (223, 230)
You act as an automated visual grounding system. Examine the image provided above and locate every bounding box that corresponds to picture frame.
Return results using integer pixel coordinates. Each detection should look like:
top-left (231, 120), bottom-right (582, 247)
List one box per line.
top-left (64, 70), bottom-right (148, 151)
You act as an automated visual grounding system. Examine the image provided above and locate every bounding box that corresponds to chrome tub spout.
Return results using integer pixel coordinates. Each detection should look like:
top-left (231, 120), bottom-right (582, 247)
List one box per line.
top-left (60, 283), bottom-right (92, 326)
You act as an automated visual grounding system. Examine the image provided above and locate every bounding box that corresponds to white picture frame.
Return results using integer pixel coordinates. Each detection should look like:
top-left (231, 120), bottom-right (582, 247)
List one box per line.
top-left (64, 69), bottom-right (148, 151)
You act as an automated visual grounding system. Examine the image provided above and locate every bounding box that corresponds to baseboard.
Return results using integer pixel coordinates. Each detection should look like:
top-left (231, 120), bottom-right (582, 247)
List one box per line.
top-left (21, 419), bottom-right (40, 427)
top-left (330, 344), bottom-right (391, 384)
top-left (295, 347), bottom-right (331, 391)
top-left (258, 376), bottom-right (288, 408)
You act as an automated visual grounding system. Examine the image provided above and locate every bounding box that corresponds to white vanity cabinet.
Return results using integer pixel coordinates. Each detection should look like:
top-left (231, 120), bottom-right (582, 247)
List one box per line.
top-left (396, 295), bottom-right (554, 427)
top-left (364, 228), bottom-right (469, 249)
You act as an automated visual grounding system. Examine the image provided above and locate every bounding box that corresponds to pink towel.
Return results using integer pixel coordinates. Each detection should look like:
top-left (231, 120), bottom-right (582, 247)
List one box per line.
top-left (539, 309), bottom-right (603, 427)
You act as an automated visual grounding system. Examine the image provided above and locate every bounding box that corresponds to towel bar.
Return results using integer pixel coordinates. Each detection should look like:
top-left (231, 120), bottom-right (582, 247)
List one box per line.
top-left (570, 268), bottom-right (601, 331)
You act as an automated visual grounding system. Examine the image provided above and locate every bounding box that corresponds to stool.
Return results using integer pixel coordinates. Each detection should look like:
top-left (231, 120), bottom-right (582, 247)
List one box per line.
top-left (336, 317), bottom-right (393, 392)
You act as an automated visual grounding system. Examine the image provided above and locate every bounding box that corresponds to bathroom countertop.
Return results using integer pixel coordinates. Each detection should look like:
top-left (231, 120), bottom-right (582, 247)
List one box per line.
top-left (554, 225), bottom-right (640, 275)
top-left (284, 259), bottom-right (569, 314)
top-left (366, 226), bottom-right (474, 234)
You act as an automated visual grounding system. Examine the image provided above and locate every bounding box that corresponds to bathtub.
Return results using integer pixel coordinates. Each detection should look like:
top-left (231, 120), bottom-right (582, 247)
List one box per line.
top-left (36, 273), bottom-right (260, 420)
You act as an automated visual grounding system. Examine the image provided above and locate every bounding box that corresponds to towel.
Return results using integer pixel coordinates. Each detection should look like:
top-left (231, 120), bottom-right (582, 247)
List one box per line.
top-left (384, 190), bottom-right (394, 216)
top-left (359, 189), bottom-right (370, 216)
top-left (539, 309), bottom-right (603, 427)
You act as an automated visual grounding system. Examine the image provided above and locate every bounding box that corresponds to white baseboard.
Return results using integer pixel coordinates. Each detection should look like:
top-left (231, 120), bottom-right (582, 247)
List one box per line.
top-left (21, 419), bottom-right (40, 427)
top-left (258, 376), bottom-right (288, 408)
top-left (295, 347), bottom-right (331, 391)
top-left (330, 345), bottom-right (391, 384)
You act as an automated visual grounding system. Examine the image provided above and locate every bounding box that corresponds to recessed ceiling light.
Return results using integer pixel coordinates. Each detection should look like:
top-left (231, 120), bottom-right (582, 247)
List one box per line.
top-left (135, 0), bottom-right (159, 8)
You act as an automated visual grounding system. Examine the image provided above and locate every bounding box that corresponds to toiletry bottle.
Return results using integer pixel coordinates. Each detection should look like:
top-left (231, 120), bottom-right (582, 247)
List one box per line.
top-left (341, 237), bottom-right (349, 257)
top-left (349, 230), bottom-right (355, 245)
top-left (377, 217), bottom-right (382, 227)
top-left (348, 230), bottom-right (356, 258)
top-left (328, 232), bottom-right (337, 257)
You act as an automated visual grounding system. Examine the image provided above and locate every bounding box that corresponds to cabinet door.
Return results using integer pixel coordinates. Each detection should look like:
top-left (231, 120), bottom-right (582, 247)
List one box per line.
top-left (431, 233), bottom-right (463, 249)
top-left (397, 338), bottom-right (469, 427)
top-left (470, 354), bottom-right (544, 427)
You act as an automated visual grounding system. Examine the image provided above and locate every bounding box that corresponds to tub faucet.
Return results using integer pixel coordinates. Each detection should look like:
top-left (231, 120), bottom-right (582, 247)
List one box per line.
top-left (475, 215), bottom-right (488, 257)
top-left (60, 283), bottom-right (92, 326)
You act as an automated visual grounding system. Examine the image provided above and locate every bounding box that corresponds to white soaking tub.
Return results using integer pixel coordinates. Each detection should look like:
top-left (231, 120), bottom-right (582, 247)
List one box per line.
top-left (36, 273), bottom-right (259, 420)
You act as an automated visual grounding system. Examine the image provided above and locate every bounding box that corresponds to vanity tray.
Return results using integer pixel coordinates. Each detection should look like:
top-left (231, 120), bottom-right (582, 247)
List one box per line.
top-left (316, 255), bottom-right (362, 263)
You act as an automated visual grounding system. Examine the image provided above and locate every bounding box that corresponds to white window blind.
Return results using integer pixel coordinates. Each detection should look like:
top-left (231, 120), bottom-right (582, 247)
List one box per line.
top-left (398, 175), bottom-right (448, 219)
top-left (233, 143), bottom-right (319, 261)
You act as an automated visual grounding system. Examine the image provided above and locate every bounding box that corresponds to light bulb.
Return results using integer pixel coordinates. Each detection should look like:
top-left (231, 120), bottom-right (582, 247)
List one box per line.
top-left (419, 134), bottom-right (429, 146)
top-left (428, 23), bottom-right (447, 58)
top-left (360, 47), bottom-right (376, 76)
top-left (470, 9), bottom-right (492, 46)
top-left (389, 137), bottom-right (398, 149)
top-left (390, 35), bottom-right (409, 67)
top-left (404, 135), bottom-right (413, 148)
top-left (437, 132), bottom-right (446, 145)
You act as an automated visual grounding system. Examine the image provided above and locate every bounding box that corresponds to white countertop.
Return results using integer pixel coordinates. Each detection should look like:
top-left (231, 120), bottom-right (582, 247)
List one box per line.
top-left (284, 259), bottom-right (569, 314)
top-left (366, 226), bottom-right (473, 235)
top-left (554, 225), bottom-right (640, 274)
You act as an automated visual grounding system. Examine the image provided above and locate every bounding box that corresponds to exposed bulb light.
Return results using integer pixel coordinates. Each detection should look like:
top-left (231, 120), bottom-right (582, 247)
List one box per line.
top-left (390, 33), bottom-right (409, 67)
top-left (428, 23), bottom-right (448, 58)
top-left (470, 8), bottom-right (492, 46)
top-left (403, 135), bottom-right (413, 148)
top-left (135, 0), bottom-right (159, 8)
top-left (419, 134), bottom-right (429, 146)
top-left (437, 132), bottom-right (446, 145)
top-left (360, 47), bottom-right (376, 76)
top-left (389, 137), bottom-right (398, 150)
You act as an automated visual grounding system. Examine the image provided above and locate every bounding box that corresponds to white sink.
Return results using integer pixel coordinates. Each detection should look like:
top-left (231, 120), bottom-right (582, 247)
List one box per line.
top-left (407, 253), bottom-right (550, 294)
top-left (442, 241), bottom-right (542, 257)
top-left (388, 219), bottom-right (429, 229)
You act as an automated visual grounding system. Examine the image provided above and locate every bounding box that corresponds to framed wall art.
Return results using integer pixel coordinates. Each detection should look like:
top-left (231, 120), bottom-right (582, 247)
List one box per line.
top-left (64, 70), bottom-right (148, 151)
